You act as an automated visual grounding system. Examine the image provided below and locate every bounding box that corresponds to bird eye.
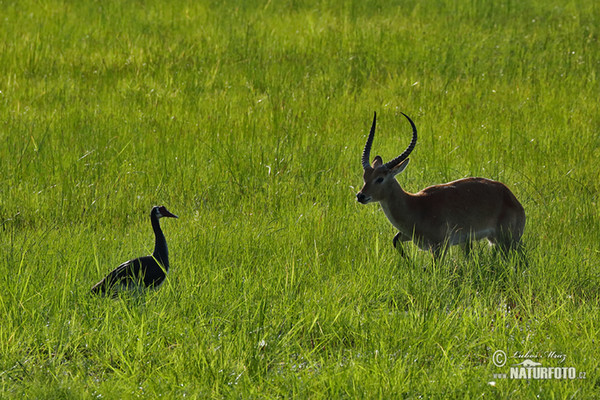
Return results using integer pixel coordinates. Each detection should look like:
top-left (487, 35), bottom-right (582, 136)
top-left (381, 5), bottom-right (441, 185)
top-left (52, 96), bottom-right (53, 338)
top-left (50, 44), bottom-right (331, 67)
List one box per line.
top-left (375, 177), bottom-right (384, 184)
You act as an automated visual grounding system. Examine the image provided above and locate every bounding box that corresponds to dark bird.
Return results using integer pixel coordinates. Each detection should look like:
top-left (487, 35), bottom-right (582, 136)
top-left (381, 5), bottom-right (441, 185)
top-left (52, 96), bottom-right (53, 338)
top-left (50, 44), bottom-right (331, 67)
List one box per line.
top-left (91, 205), bottom-right (178, 295)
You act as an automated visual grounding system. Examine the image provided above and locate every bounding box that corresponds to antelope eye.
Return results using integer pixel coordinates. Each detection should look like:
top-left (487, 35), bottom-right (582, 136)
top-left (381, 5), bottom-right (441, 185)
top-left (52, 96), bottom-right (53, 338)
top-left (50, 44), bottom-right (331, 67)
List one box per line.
top-left (375, 177), bottom-right (384, 184)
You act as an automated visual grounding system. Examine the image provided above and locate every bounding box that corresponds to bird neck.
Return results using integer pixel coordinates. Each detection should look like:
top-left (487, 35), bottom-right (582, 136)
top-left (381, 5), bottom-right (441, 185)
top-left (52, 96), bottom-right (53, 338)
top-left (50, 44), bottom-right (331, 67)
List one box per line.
top-left (151, 214), bottom-right (169, 269)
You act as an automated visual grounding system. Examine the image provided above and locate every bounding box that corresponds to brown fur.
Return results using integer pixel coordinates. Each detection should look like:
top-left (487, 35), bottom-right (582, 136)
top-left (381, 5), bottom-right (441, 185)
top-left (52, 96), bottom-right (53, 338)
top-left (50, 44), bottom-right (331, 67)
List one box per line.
top-left (358, 160), bottom-right (525, 257)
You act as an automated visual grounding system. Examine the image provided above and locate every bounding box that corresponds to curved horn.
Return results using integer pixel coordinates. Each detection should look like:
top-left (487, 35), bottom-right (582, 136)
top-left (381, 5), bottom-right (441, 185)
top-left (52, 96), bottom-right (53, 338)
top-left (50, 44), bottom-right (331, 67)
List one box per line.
top-left (361, 112), bottom-right (377, 170)
top-left (383, 112), bottom-right (418, 170)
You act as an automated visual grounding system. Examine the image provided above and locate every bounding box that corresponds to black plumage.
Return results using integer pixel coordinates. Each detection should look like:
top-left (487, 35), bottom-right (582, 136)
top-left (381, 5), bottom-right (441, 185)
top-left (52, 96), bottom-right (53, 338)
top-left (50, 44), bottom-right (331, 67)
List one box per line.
top-left (91, 205), bottom-right (178, 295)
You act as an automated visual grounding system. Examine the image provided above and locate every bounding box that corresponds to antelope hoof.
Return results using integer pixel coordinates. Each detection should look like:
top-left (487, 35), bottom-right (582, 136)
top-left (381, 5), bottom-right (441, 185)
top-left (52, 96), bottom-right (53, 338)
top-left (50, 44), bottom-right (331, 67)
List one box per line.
top-left (392, 233), bottom-right (407, 257)
top-left (392, 233), bottom-right (401, 248)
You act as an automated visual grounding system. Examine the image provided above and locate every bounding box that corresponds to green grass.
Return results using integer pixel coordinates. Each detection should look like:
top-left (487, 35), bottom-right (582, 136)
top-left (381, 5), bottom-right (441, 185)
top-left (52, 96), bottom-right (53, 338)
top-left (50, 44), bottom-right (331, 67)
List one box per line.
top-left (1, 0), bottom-right (599, 397)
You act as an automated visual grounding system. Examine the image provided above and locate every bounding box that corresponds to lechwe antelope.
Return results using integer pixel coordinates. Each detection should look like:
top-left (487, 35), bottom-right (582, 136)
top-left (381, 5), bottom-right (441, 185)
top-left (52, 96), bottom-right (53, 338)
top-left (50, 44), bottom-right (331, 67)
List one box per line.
top-left (356, 112), bottom-right (525, 258)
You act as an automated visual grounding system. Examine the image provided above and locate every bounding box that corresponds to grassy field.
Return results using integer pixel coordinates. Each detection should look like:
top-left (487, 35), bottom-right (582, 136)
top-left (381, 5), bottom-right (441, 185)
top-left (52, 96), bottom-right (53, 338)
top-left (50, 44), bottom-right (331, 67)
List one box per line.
top-left (1, 0), bottom-right (599, 397)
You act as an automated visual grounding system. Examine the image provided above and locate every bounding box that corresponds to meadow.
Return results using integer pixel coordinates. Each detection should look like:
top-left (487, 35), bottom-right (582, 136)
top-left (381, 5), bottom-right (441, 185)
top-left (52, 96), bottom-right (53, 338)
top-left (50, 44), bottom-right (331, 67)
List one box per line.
top-left (1, 0), bottom-right (599, 397)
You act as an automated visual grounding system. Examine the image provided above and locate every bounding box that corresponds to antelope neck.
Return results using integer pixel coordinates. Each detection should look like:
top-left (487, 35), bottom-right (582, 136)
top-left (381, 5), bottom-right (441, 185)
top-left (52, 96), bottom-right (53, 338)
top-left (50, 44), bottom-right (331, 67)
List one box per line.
top-left (378, 183), bottom-right (412, 232)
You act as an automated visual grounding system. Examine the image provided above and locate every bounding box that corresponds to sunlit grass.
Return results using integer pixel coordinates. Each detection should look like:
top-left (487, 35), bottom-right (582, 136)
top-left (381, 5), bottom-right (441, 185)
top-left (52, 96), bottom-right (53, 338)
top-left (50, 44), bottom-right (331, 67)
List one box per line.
top-left (1, 0), bottom-right (599, 397)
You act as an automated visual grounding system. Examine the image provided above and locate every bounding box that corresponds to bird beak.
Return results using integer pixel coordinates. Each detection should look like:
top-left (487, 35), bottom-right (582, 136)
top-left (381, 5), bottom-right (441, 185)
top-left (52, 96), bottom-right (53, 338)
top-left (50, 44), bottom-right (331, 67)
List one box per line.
top-left (160, 208), bottom-right (178, 218)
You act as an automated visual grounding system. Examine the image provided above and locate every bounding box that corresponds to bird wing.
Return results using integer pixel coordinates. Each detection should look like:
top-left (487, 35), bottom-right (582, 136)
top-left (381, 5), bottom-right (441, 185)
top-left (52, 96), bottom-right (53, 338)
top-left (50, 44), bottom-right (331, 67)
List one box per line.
top-left (90, 258), bottom-right (143, 294)
top-left (90, 256), bottom-right (168, 295)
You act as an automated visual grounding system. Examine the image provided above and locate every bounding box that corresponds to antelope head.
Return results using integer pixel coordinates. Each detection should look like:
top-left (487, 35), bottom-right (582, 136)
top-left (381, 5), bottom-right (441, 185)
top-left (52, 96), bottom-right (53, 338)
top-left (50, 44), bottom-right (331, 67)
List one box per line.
top-left (356, 112), bottom-right (418, 204)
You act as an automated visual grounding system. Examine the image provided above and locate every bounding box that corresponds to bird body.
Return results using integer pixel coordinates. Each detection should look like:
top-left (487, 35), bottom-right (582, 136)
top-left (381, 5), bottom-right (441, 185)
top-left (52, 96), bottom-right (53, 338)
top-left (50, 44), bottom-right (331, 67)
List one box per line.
top-left (91, 205), bottom-right (177, 295)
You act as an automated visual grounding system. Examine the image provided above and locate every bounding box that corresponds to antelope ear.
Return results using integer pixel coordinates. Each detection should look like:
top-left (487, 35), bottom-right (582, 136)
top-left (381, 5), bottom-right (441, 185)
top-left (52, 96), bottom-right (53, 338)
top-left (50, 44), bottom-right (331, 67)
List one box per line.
top-left (372, 156), bottom-right (383, 168)
top-left (391, 158), bottom-right (410, 176)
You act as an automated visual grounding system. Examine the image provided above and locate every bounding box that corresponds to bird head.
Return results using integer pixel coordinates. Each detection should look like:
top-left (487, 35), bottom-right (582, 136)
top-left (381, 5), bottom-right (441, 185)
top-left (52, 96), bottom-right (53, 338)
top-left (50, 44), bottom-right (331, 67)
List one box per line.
top-left (152, 205), bottom-right (178, 219)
